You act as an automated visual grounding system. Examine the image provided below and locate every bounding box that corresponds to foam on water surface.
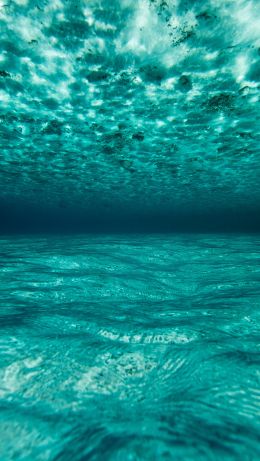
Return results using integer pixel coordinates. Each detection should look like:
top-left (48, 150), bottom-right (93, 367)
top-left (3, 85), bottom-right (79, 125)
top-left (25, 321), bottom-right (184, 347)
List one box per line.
top-left (0, 1), bottom-right (260, 459)
top-left (0, 0), bottom-right (259, 229)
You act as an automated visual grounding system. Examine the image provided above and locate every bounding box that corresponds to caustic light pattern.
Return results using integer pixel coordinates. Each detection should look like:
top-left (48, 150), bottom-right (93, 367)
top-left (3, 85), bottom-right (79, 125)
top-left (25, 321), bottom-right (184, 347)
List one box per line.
top-left (0, 235), bottom-right (260, 460)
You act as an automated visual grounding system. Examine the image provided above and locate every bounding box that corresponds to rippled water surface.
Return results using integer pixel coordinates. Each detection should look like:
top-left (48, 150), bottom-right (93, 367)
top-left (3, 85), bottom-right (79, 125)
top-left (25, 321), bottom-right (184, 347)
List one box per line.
top-left (0, 234), bottom-right (259, 460)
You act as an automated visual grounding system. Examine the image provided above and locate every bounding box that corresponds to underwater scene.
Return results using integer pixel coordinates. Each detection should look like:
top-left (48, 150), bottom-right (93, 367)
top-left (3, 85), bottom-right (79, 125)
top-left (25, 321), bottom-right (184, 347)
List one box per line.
top-left (0, 0), bottom-right (260, 460)
top-left (0, 234), bottom-right (260, 461)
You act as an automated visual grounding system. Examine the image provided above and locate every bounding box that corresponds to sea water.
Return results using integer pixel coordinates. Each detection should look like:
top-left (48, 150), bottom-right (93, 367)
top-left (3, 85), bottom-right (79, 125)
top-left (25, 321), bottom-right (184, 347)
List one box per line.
top-left (1, 0), bottom-right (260, 458)
top-left (0, 0), bottom-right (260, 228)
top-left (0, 234), bottom-right (259, 460)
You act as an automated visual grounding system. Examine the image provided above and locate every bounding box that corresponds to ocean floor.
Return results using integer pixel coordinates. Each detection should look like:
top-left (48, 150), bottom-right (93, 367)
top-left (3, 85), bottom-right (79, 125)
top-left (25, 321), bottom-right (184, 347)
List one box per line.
top-left (0, 234), bottom-right (259, 460)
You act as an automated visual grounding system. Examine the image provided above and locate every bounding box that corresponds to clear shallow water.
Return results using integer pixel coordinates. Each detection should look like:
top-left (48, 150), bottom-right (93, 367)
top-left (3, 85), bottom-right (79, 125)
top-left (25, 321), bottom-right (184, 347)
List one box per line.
top-left (0, 234), bottom-right (259, 460)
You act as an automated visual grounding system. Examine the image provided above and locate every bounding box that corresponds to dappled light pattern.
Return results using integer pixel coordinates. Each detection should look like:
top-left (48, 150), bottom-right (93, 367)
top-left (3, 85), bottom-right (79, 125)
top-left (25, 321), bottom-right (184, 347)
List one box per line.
top-left (0, 234), bottom-right (260, 460)
top-left (0, 0), bottom-right (259, 220)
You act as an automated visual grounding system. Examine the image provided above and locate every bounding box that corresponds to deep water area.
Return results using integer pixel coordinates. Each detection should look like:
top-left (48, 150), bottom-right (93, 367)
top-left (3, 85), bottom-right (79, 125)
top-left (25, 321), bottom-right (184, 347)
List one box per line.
top-left (0, 234), bottom-right (260, 461)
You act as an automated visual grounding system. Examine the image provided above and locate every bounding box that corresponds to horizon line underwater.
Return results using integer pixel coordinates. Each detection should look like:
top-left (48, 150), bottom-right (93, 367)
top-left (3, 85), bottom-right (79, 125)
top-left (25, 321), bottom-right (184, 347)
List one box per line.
top-left (0, 0), bottom-right (260, 460)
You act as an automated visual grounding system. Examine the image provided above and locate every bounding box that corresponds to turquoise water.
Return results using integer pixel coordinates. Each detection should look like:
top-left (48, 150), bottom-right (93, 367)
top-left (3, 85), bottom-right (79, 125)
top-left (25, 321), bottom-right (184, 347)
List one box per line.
top-left (0, 234), bottom-right (259, 460)
top-left (1, 0), bottom-right (260, 458)
top-left (0, 0), bottom-right (260, 230)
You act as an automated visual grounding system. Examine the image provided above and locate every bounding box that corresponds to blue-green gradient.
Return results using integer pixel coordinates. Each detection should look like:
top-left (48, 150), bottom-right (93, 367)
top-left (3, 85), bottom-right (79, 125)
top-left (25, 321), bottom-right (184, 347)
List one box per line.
top-left (0, 0), bottom-right (259, 230)
top-left (0, 0), bottom-right (260, 460)
top-left (0, 235), bottom-right (260, 460)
